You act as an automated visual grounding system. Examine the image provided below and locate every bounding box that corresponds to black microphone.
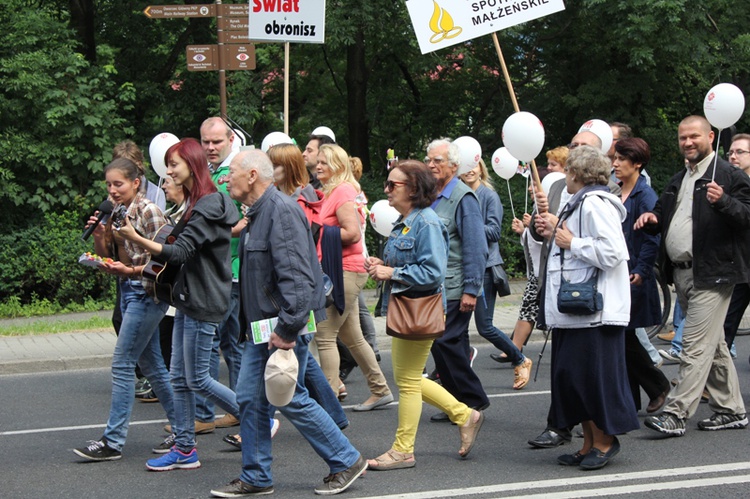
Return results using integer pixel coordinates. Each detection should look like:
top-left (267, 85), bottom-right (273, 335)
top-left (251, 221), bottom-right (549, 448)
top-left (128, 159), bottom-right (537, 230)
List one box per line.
top-left (81, 200), bottom-right (114, 241)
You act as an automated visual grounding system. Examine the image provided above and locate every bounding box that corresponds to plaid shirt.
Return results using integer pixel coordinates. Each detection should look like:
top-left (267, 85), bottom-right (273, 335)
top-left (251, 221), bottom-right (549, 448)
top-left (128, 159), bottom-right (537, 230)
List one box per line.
top-left (116, 193), bottom-right (167, 297)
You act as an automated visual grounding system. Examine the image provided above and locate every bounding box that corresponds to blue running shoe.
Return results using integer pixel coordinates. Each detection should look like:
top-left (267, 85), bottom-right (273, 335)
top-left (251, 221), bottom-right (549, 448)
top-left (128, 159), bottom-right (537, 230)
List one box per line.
top-left (146, 447), bottom-right (201, 471)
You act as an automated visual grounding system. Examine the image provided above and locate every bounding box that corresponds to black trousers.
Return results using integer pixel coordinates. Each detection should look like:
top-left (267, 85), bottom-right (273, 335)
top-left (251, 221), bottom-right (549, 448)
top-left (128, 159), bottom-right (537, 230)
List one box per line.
top-left (723, 283), bottom-right (750, 349)
top-left (624, 328), bottom-right (670, 410)
top-left (431, 299), bottom-right (489, 410)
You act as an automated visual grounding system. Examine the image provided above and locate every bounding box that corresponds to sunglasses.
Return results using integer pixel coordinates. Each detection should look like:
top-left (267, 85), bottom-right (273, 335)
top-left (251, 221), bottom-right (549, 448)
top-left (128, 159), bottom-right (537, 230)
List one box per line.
top-left (384, 180), bottom-right (408, 190)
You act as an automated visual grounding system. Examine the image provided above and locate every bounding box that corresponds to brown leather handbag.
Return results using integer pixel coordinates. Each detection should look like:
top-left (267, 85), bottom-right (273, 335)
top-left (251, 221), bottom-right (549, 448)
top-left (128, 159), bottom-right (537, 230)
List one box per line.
top-left (385, 292), bottom-right (445, 340)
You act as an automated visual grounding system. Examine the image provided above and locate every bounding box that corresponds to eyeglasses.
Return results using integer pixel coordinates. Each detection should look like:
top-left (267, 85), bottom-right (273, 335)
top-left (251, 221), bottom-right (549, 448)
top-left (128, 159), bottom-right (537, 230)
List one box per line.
top-left (728, 149), bottom-right (749, 157)
top-left (384, 180), bottom-right (408, 190)
top-left (426, 156), bottom-right (447, 165)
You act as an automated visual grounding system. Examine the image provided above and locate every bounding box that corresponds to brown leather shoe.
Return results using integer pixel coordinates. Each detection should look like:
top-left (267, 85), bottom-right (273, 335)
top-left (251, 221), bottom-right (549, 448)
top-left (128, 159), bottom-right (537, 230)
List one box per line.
top-left (646, 389), bottom-right (669, 413)
top-left (657, 330), bottom-right (676, 342)
top-left (215, 413), bottom-right (239, 428)
top-left (163, 420), bottom-right (215, 434)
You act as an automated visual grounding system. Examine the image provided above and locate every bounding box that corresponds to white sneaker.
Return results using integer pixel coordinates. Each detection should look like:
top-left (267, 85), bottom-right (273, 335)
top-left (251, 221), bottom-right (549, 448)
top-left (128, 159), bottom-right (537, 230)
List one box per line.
top-left (270, 418), bottom-right (280, 439)
top-left (659, 349), bottom-right (681, 364)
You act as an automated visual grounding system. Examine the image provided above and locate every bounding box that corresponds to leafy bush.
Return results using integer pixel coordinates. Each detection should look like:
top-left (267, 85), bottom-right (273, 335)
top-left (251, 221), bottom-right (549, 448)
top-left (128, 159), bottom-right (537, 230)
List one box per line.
top-left (0, 208), bottom-right (115, 312)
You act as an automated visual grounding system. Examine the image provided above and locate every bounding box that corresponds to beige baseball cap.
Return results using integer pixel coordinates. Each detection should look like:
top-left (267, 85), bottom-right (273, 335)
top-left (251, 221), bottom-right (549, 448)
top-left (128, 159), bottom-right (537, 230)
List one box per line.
top-left (264, 348), bottom-right (298, 407)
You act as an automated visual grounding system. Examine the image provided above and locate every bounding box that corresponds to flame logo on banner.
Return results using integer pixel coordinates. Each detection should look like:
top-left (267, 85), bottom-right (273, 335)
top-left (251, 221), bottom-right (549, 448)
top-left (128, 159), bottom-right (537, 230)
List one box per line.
top-left (429, 1), bottom-right (462, 43)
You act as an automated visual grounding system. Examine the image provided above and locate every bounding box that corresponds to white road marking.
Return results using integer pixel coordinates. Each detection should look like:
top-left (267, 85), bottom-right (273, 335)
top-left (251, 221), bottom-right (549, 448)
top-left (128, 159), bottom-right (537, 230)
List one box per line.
top-left (353, 462), bottom-right (750, 499)
top-left (0, 391), bottom-right (551, 436)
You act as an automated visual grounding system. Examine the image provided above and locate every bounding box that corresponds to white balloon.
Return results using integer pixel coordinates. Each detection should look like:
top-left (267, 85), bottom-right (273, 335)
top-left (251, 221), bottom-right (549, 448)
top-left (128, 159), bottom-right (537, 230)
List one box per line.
top-left (453, 136), bottom-right (482, 175)
top-left (148, 133), bottom-right (180, 178)
top-left (541, 171), bottom-right (566, 195)
top-left (491, 147), bottom-right (518, 180)
top-left (704, 83), bottom-right (746, 130)
top-left (312, 126), bottom-right (336, 142)
top-left (368, 199), bottom-right (400, 237)
top-left (502, 112), bottom-right (545, 162)
top-left (261, 131), bottom-right (294, 153)
top-left (231, 129), bottom-right (245, 152)
top-left (578, 119), bottom-right (612, 154)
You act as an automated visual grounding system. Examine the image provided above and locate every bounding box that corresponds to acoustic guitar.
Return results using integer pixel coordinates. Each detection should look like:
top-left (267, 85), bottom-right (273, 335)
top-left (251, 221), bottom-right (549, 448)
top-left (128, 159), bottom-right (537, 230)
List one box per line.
top-left (142, 223), bottom-right (184, 305)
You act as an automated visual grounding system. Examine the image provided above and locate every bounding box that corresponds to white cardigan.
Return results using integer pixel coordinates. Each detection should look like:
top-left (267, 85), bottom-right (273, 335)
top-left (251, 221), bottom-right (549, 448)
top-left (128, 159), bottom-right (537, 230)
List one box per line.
top-left (543, 191), bottom-right (631, 329)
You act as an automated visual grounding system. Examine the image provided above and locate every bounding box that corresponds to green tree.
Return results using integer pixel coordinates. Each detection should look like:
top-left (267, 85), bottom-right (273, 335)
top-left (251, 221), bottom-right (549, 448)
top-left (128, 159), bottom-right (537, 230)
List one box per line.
top-left (0, 0), bottom-right (135, 228)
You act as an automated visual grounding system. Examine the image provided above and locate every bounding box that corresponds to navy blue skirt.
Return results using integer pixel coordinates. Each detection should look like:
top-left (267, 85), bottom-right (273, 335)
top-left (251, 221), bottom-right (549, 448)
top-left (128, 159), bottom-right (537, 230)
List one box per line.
top-left (549, 325), bottom-right (640, 435)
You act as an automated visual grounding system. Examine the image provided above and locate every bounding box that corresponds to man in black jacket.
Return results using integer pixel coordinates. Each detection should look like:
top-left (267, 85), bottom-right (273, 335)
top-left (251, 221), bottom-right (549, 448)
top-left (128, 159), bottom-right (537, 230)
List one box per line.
top-left (636, 115), bottom-right (750, 437)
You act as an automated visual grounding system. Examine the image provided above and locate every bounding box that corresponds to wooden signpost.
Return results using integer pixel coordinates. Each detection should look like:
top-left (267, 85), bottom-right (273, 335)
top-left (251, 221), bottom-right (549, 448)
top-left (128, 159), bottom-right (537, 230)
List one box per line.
top-left (144, 1), bottom-right (255, 115)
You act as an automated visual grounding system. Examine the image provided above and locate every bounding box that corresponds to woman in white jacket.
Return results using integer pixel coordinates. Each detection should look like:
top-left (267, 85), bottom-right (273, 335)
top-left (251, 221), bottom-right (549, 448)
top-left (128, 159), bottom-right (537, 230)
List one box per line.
top-left (535, 145), bottom-right (639, 471)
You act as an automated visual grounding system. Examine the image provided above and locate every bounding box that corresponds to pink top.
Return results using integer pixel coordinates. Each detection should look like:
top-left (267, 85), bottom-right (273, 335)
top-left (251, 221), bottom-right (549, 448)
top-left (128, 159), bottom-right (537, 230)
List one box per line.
top-left (319, 183), bottom-right (366, 272)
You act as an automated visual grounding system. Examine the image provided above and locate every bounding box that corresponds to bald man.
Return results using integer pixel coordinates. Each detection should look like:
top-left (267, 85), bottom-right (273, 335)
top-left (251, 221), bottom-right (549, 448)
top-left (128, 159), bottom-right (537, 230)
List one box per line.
top-left (637, 116), bottom-right (750, 437)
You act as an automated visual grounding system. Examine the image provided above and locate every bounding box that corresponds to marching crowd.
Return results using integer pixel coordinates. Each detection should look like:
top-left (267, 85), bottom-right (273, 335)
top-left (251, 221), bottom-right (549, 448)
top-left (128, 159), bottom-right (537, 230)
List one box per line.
top-left (71, 115), bottom-right (750, 496)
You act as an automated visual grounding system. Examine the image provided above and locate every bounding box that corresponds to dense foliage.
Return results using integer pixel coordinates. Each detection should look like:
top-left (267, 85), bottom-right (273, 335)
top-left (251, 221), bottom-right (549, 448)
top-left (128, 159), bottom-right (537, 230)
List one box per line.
top-left (1, 0), bottom-right (748, 304)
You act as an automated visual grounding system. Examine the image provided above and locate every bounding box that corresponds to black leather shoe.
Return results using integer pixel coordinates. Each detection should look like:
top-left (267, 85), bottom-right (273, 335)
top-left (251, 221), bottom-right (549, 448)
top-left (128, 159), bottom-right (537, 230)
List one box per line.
top-left (579, 436), bottom-right (620, 470)
top-left (490, 353), bottom-right (512, 363)
top-left (528, 429), bottom-right (571, 448)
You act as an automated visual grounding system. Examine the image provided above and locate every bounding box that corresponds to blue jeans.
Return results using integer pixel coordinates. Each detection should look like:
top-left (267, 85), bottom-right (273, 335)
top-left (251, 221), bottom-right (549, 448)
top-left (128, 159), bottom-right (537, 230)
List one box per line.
top-left (474, 268), bottom-right (525, 366)
top-left (171, 311), bottom-right (239, 452)
top-left (236, 333), bottom-right (360, 487)
top-left (103, 280), bottom-right (172, 451)
top-left (671, 301), bottom-right (685, 354)
top-left (196, 283), bottom-right (242, 422)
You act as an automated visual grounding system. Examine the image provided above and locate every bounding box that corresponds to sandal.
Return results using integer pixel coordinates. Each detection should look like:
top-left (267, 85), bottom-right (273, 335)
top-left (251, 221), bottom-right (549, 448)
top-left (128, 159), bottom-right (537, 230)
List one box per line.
top-left (223, 434), bottom-right (241, 450)
top-left (513, 357), bottom-right (533, 390)
top-left (338, 383), bottom-right (348, 401)
top-left (458, 410), bottom-right (484, 458)
top-left (367, 448), bottom-right (415, 470)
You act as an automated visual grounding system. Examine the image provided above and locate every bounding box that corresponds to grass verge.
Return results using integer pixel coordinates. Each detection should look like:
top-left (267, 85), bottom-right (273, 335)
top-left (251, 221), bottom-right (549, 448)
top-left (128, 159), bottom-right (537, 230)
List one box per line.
top-left (0, 316), bottom-right (114, 337)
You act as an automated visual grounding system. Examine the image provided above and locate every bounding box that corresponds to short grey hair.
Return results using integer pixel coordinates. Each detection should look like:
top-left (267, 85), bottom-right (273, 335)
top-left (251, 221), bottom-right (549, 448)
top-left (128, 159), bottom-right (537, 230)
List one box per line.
top-left (566, 145), bottom-right (610, 186)
top-left (427, 138), bottom-right (460, 166)
top-left (238, 150), bottom-right (274, 182)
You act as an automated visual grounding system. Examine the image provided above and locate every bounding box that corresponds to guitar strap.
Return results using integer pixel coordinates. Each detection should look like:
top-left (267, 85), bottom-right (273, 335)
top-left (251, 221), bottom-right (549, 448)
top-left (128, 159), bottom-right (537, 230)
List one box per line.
top-left (165, 216), bottom-right (189, 244)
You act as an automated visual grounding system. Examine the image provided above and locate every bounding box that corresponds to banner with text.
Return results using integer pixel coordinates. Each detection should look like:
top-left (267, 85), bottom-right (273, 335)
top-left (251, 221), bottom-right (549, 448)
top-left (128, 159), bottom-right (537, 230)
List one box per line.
top-left (249, 0), bottom-right (326, 43)
top-left (406, 0), bottom-right (565, 54)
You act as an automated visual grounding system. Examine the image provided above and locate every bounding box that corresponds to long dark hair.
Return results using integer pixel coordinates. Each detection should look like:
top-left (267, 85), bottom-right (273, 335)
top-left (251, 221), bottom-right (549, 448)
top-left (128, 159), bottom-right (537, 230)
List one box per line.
top-left (165, 138), bottom-right (217, 220)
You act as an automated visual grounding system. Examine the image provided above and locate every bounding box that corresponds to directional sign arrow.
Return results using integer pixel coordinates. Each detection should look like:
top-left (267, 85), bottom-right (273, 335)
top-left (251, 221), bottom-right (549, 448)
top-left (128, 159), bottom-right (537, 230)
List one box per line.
top-left (144, 4), bottom-right (216, 19)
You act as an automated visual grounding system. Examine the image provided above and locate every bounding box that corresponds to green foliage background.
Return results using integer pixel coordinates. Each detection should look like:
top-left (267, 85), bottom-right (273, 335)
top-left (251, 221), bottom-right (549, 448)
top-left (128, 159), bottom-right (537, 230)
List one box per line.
top-left (0, 0), bottom-right (748, 307)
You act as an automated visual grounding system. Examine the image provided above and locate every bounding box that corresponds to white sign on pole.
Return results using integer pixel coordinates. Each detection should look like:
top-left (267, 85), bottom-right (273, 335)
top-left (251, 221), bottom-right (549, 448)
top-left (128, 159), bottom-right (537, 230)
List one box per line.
top-left (248, 0), bottom-right (326, 44)
top-left (406, 0), bottom-right (565, 54)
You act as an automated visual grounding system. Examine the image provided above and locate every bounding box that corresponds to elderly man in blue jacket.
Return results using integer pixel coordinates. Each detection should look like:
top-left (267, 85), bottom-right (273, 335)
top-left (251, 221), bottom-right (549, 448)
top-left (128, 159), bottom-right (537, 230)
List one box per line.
top-left (210, 150), bottom-right (366, 498)
top-left (426, 139), bottom-right (490, 421)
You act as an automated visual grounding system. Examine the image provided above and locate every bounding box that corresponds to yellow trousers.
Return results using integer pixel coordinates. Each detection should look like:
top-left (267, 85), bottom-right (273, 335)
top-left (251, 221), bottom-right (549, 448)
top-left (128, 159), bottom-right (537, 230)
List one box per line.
top-left (391, 336), bottom-right (472, 453)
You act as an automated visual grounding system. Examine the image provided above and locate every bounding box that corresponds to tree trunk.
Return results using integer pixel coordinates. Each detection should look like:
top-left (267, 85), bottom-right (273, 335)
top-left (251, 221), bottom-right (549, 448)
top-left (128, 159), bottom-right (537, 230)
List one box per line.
top-left (345, 28), bottom-right (370, 172)
top-left (68, 0), bottom-right (96, 62)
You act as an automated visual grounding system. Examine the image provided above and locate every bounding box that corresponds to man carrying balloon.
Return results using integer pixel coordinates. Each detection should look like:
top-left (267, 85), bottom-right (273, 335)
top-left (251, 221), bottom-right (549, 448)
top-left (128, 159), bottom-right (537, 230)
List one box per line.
top-left (636, 115), bottom-right (750, 437)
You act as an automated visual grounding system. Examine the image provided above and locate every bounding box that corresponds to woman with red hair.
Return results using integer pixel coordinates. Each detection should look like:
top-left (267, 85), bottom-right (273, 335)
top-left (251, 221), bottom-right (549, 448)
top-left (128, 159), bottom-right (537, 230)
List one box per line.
top-left (118, 138), bottom-right (241, 471)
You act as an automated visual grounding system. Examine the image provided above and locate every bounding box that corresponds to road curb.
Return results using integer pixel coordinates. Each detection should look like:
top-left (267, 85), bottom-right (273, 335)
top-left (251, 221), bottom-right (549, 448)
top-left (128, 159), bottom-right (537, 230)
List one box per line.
top-left (0, 355), bottom-right (113, 375)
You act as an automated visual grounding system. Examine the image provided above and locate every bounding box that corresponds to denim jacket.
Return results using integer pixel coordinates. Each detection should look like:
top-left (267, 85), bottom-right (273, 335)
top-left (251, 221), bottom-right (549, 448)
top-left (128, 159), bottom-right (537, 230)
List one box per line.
top-left (380, 207), bottom-right (449, 314)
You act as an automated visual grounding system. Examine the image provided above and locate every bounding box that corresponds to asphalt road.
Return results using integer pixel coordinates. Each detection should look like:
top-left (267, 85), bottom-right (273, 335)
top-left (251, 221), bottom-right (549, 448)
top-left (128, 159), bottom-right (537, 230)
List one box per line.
top-left (2, 339), bottom-right (750, 499)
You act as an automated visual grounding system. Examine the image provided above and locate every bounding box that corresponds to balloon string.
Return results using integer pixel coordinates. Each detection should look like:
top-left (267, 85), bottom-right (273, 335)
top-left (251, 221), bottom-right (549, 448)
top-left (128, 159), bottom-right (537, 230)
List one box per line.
top-left (711, 128), bottom-right (722, 182)
top-left (524, 174), bottom-right (529, 214)
top-left (506, 180), bottom-right (516, 220)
